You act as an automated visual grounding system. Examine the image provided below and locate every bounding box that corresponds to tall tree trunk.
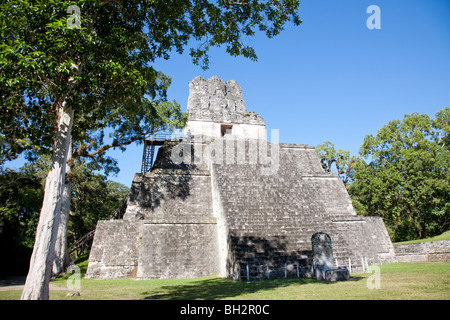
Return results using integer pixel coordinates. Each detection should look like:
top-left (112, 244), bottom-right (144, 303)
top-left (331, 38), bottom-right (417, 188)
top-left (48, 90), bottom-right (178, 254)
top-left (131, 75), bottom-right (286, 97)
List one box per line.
top-left (21, 101), bottom-right (74, 300)
top-left (52, 140), bottom-right (73, 276)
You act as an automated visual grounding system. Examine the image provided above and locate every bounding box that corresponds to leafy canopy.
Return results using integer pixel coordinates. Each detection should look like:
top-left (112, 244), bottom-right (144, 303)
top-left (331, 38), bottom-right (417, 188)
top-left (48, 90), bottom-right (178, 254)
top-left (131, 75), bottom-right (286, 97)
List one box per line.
top-left (0, 0), bottom-right (301, 167)
top-left (0, 156), bottom-right (129, 258)
top-left (349, 108), bottom-right (450, 241)
top-left (315, 141), bottom-right (358, 185)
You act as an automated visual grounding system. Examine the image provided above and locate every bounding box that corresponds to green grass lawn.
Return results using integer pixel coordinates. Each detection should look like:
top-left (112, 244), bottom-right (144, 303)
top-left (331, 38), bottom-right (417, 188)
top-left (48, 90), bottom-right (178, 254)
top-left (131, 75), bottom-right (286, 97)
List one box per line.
top-left (1, 262), bottom-right (449, 300)
top-left (393, 230), bottom-right (450, 245)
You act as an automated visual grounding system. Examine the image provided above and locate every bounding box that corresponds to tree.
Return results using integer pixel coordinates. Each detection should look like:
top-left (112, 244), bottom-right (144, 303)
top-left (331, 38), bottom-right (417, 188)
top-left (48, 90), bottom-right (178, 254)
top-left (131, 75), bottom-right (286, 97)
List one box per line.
top-left (1, 1), bottom-right (301, 299)
top-left (349, 109), bottom-right (450, 242)
top-left (315, 141), bottom-right (358, 185)
top-left (0, 168), bottom-right (44, 276)
top-left (68, 158), bottom-right (129, 258)
top-left (0, 157), bottom-right (129, 275)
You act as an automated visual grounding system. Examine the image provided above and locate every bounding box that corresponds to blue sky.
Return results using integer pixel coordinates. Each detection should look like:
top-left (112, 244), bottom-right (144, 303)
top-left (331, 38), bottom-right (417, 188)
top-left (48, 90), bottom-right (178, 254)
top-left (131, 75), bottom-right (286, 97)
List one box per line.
top-left (7, 0), bottom-right (450, 187)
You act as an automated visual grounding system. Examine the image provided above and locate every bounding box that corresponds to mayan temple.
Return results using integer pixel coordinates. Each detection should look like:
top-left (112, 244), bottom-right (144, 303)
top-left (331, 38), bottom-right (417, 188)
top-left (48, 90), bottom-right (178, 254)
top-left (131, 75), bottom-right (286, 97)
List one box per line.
top-left (86, 76), bottom-right (395, 280)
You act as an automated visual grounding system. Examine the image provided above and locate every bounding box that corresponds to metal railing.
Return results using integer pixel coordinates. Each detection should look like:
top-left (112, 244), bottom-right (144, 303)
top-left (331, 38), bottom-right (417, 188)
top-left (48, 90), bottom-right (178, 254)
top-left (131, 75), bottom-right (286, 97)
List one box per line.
top-left (146, 133), bottom-right (185, 142)
top-left (141, 133), bottom-right (185, 173)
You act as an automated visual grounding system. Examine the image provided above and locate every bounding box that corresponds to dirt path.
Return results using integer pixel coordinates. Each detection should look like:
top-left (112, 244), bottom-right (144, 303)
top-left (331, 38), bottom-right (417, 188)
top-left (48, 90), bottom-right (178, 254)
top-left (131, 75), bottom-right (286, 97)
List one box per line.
top-left (0, 276), bottom-right (72, 292)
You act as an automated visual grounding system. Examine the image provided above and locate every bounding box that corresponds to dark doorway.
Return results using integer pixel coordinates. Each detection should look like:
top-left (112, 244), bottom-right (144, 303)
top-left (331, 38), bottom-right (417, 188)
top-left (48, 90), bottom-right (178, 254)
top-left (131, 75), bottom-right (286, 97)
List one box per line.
top-left (221, 124), bottom-right (233, 136)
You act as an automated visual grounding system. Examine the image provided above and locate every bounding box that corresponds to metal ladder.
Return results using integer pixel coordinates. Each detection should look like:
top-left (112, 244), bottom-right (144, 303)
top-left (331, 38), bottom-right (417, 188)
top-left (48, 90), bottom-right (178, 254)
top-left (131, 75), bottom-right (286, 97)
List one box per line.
top-left (141, 140), bottom-right (155, 173)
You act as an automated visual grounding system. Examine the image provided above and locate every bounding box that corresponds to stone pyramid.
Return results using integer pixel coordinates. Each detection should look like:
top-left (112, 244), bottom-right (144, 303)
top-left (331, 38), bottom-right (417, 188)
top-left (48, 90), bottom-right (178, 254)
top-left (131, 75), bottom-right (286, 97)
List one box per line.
top-left (86, 76), bottom-right (395, 280)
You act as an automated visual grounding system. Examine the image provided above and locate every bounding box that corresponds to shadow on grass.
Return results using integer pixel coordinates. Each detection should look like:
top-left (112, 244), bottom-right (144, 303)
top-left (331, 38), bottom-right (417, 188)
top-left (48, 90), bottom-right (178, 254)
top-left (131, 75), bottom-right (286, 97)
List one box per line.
top-left (142, 276), bottom-right (366, 300)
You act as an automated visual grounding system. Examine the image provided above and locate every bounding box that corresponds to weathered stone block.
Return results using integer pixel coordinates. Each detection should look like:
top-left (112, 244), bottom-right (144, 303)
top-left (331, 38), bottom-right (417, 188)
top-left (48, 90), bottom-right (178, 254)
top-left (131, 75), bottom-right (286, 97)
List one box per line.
top-left (137, 221), bottom-right (219, 279)
top-left (325, 267), bottom-right (350, 282)
top-left (311, 232), bottom-right (335, 281)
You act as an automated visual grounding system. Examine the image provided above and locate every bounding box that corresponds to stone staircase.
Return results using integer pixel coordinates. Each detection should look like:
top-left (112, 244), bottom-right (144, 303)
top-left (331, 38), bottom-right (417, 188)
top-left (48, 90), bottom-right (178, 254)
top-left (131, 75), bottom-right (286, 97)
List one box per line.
top-left (210, 141), bottom-right (395, 277)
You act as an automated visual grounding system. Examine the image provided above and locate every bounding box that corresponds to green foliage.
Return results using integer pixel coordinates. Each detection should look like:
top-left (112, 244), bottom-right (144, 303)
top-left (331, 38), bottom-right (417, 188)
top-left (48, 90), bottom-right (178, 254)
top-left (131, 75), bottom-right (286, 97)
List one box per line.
top-left (315, 141), bottom-right (358, 184)
top-left (317, 109), bottom-right (449, 242)
top-left (0, 0), bottom-right (301, 166)
top-left (69, 158), bottom-right (129, 255)
top-left (0, 0), bottom-right (182, 166)
top-left (393, 230), bottom-right (450, 245)
top-left (0, 162), bottom-right (46, 275)
top-left (0, 157), bottom-right (129, 259)
top-left (349, 108), bottom-right (450, 242)
top-left (0, 168), bottom-right (44, 249)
